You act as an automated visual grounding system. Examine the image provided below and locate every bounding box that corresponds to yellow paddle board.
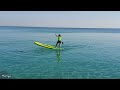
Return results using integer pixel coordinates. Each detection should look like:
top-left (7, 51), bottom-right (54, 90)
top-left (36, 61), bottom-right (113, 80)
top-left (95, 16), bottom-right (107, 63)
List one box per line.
top-left (34, 41), bottom-right (63, 50)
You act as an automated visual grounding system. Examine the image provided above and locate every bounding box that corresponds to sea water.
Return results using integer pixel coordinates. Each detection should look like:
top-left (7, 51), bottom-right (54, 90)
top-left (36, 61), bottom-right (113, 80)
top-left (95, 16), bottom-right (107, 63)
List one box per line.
top-left (1, 26), bottom-right (120, 79)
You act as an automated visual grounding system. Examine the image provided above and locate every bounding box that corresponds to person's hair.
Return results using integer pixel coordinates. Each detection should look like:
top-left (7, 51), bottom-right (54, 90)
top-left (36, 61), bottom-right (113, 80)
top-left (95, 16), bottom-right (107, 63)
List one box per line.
top-left (58, 34), bottom-right (61, 36)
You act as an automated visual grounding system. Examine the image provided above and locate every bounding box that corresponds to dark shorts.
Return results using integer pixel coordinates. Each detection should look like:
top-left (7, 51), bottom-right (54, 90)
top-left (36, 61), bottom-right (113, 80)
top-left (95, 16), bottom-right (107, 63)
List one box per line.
top-left (57, 41), bottom-right (61, 43)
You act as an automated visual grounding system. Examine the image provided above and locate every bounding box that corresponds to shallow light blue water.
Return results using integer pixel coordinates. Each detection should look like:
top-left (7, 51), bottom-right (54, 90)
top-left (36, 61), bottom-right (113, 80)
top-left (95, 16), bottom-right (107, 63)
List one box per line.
top-left (1, 26), bottom-right (120, 79)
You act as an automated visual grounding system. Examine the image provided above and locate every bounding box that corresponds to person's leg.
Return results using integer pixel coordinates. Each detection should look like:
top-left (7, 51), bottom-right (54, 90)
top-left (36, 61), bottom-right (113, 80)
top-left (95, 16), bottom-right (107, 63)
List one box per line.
top-left (55, 41), bottom-right (58, 47)
top-left (59, 42), bottom-right (61, 48)
top-left (58, 43), bottom-right (60, 48)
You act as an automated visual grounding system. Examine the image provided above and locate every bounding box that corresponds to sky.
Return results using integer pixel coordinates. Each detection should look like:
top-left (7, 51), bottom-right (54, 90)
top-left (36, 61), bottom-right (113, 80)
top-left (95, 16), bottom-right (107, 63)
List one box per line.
top-left (0, 11), bottom-right (120, 28)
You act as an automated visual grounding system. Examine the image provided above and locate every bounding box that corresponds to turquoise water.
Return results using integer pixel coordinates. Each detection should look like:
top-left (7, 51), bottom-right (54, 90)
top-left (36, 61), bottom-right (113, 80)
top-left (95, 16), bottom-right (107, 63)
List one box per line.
top-left (1, 26), bottom-right (120, 79)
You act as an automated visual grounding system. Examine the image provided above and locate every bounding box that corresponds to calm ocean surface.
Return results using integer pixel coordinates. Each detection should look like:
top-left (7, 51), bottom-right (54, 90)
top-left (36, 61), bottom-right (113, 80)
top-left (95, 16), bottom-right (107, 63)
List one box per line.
top-left (1, 26), bottom-right (120, 79)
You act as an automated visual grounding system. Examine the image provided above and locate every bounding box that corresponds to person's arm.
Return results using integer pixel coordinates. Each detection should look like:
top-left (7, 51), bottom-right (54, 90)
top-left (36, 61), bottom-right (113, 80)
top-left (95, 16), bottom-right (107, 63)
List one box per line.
top-left (55, 34), bottom-right (58, 37)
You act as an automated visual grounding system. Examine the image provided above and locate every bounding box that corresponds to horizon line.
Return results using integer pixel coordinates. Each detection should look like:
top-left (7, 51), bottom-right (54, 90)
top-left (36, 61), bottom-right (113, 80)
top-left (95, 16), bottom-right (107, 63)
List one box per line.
top-left (0, 25), bottom-right (120, 29)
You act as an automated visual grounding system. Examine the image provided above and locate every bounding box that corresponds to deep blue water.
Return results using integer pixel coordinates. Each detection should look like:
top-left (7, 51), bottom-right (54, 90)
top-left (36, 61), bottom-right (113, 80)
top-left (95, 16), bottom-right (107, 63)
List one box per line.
top-left (1, 26), bottom-right (120, 79)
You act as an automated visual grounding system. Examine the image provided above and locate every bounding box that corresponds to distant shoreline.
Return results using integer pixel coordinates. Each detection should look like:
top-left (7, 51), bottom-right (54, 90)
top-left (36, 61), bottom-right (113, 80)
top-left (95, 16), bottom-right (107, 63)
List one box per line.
top-left (0, 26), bottom-right (120, 29)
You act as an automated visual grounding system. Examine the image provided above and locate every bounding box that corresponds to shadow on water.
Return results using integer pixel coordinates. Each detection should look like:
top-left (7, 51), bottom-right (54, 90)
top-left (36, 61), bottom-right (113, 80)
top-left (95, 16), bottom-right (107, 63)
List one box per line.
top-left (34, 47), bottom-right (63, 62)
top-left (33, 47), bottom-right (55, 55)
top-left (55, 50), bottom-right (62, 62)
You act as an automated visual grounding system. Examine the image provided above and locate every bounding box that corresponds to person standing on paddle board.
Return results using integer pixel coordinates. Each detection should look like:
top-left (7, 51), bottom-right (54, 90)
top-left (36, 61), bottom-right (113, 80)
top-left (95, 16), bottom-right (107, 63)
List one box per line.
top-left (55, 34), bottom-right (63, 48)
